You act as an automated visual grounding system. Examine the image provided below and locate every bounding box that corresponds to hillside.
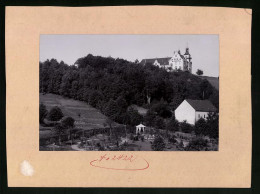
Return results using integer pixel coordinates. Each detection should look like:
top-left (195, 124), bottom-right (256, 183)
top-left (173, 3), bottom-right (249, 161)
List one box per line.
top-left (40, 93), bottom-right (120, 131)
top-left (199, 76), bottom-right (219, 90)
top-left (40, 55), bottom-right (219, 127)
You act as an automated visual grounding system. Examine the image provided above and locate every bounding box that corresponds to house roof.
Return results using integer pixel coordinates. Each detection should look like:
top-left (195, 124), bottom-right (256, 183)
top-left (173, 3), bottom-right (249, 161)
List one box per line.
top-left (185, 99), bottom-right (217, 112)
top-left (140, 57), bottom-right (171, 66)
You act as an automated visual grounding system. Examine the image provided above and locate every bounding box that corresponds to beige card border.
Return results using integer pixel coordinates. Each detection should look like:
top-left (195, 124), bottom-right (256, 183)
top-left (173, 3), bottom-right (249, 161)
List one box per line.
top-left (6, 6), bottom-right (252, 187)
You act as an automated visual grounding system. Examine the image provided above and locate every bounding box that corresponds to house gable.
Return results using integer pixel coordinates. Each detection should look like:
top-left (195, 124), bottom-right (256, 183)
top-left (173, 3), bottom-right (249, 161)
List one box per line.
top-left (175, 100), bottom-right (196, 125)
top-left (169, 51), bottom-right (184, 70)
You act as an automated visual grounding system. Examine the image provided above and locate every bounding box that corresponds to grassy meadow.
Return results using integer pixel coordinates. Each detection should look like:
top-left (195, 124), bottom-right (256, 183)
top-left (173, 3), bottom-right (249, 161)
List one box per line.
top-left (39, 93), bottom-right (121, 142)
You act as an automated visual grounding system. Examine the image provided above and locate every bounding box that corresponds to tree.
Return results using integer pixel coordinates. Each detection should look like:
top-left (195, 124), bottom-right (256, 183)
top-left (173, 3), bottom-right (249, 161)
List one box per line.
top-left (168, 134), bottom-right (177, 144)
top-left (194, 118), bottom-right (208, 136)
top-left (199, 80), bottom-right (213, 100)
top-left (144, 109), bottom-right (156, 127)
top-left (151, 136), bottom-right (166, 151)
top-left (52, 124), bottom-right (66, 145)
top-left (126, 107), bottom-right (143, 126)
top-left (116, 95), bottom-right (128, 110)
top-left (151, 100), bottom-right (172, 118)
top-left (206, 112), bottom-right (219, 139)
top-left (89, 91), bottom-right (104, 107)
top-left (104, 99), bottom-right (121, 122)
top-left (154, 116), bottom-right (165, 129)
top-left (103, 118), bottom-right (115, 137)
top-left (166, 116), bottom-right (179, 133)
top-left (185, 137), bottom-right (208, 151)
top-left (61, 116), bottom-right (75, 143)
top-left (48, 106), bottom-right (64, 121)
top-left (179, 120), bottom-right (193, 133)
top-left (39, 103), bottom-right (48, 124)
top-left (196, 69), bottom-right (203, 76)
top-left (61, 116), bottom-right (75, 128)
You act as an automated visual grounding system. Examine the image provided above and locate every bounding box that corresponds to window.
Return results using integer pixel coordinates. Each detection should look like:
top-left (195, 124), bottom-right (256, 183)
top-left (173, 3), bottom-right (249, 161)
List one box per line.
top-left (204, 115), bottom-right (205, 118)
top-left (198, 114), bottom-right (200, 118)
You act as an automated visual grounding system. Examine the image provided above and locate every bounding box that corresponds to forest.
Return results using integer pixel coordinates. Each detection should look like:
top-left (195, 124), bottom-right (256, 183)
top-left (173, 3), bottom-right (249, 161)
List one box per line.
top-left (40, 54), bottom-right (219, 129)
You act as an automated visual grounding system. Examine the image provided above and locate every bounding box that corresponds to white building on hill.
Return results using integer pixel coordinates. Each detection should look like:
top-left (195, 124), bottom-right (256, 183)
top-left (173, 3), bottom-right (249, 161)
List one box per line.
top-left (175, 99), bottom-right (217, 125)
top-left (140, 47), bottom-right (192, 73)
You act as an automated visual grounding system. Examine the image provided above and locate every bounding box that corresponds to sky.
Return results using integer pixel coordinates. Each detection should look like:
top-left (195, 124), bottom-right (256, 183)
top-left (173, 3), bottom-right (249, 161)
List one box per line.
top-left (40, 35), bottom-right (219, 77)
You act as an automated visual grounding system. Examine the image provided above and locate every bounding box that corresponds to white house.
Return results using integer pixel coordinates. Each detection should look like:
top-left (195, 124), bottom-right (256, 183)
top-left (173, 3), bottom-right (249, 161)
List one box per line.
top-left (175, 99), bottom-right (217, 125)
top-left (136, 124), bottom-right (146, 135)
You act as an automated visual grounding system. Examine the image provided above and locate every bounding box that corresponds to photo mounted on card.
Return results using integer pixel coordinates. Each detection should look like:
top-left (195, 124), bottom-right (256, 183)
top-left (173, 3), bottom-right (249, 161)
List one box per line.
top-left (6, 6), bottom-right (251, 187)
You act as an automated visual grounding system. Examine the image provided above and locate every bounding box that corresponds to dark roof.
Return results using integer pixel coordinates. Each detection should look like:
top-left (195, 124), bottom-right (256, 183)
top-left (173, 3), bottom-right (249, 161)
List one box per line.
top-left (186, 99), bottom-right (217, 112)
top-left (140, 57), bottom-right (171, 66)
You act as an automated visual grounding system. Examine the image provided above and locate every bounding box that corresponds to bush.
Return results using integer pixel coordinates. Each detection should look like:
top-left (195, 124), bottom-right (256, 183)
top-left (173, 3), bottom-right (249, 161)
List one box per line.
top-left (179, 121), bottom-right (193, 133)
top-left (154, 116), bottom-right (166, 129)
top-left (185, 137), bottom-right (208, 151)
top-left (48, 106), bottom-right (64, 121)
top-left (166, 116), bottom-right (179, 132)
top-left (133, 135), bottom-right (139, 141)
top-left (206, 112), bottom-right (219, 139)
top-left (195, 118), bottom-right (208, 136)
top-left (151, 136), bottom-right (166, 151)
top-left (61, 116), bottom-right (75, 129)
top-left (151, 100), bottom-right (172, 118)
top-left (168, 135), bottom-right (177, 144)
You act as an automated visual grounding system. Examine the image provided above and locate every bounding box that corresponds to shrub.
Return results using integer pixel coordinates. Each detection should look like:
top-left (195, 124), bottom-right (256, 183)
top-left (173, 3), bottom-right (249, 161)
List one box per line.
top-left (61, 116), bottom-right (75, 129)
top-left (151, 136), bottom-right (166, 151)
top-left (195, 118), bottom-right (208, 136)
top-left (166, 116), bottom-right (179, 132)
top-left (185, 137), bottom-right (208, 151)
top-left (179, 121), bottom-right (193, 133)
top-left (151, 100), bottom-right (172, 118)
top-left (154, 116), bottom-right (166, 129)
top-left (168, 135), bottom-right (177, 144)
top-left (206, 112), bottom-right (219, 139)
top-left (133, 135), bottom-right (139, 141)
top-left (48, 106), bottom-right (64, 121)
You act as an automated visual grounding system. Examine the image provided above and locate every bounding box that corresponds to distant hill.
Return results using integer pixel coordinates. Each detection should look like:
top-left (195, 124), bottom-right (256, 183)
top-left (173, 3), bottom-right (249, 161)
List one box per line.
top-left (199, 76), bottom-right (219, 90)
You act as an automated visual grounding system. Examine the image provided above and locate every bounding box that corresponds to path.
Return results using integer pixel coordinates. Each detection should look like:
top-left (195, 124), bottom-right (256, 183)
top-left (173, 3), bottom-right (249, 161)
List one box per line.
top-left (71, 142), bottom-right (86, 151)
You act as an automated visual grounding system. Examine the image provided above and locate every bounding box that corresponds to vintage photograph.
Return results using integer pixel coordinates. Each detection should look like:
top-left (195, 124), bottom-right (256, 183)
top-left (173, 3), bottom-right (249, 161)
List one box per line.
top-left (39, 35), bottom-right (219, 151)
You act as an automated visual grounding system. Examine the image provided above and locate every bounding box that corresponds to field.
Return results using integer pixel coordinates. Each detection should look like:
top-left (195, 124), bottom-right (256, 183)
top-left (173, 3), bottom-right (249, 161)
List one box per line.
top-left (40, 93), bottom-right (120, 130)
top-left (39, 93), bottom-right (122, 143)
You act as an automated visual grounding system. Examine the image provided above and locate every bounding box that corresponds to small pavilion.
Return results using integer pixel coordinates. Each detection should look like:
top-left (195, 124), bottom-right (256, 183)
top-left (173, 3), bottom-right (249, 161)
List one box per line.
top-left (136, 124), bottom-right (146, 135)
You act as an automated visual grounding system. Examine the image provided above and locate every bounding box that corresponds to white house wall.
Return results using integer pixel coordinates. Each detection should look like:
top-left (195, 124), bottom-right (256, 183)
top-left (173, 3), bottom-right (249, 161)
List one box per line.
top-left (175, 100), bottom-right (196, 125)
top-left (195, 111), bottom-right (209, 122)
top-left (169, 52), bottom-right (184, 70)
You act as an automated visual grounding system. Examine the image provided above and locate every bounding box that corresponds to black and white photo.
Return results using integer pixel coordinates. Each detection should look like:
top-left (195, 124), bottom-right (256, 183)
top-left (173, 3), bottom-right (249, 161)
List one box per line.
top-left (39, 35), bottom-right (219, 151)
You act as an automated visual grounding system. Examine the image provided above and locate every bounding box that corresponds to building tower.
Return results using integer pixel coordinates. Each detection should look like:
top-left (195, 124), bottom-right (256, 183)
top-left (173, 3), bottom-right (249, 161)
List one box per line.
top-left (183, 47), bottom-right (192, 73)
